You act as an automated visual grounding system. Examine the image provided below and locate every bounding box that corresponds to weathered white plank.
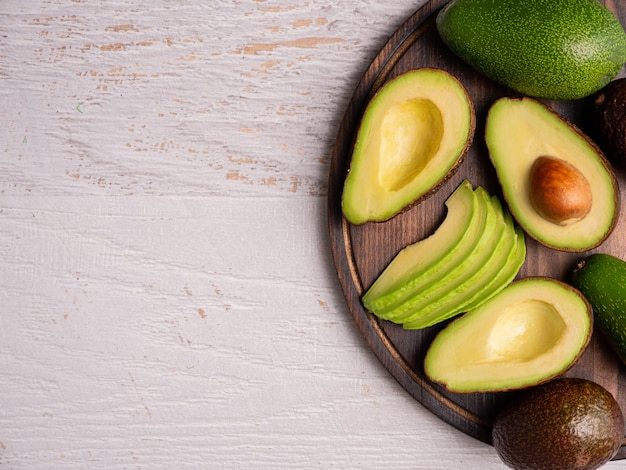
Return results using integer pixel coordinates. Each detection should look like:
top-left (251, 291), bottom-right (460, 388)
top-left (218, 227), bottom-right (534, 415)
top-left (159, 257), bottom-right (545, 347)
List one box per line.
top-left (0, 195), bottom-right (498, 469)
top-left (2, 0), bottom-right (624, 469)
top-left (1, 0), bottom-right (417, 199)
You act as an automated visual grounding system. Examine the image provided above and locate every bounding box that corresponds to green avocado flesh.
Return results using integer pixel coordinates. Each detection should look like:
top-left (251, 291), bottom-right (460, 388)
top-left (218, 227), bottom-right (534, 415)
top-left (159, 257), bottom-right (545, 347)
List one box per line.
top-left (362, 181), bottom-right (526, 330)
top-left (493, 378), bottom-right (624, 470)
top-left (424, 278), bottom-right (592, 393)
top-left (402, 220), bottom-right (525, 330)
top-left (376, 187), bottom-right (498, 321)
top-left (362, 180), bottom-right (478, 310)
top-left (486, 97), bottom-right (618, 252)
top-left (436, 0), bottom-right (626, 100)
top-left (341, 68), bottom-right (475, 224)
top-left (572, 253), bottom-right (626, 366)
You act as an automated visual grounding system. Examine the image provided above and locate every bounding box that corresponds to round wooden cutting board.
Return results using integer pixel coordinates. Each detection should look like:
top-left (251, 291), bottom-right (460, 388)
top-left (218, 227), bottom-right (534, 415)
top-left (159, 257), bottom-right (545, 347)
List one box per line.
top-left (328, 0), bottom-right (626, 459)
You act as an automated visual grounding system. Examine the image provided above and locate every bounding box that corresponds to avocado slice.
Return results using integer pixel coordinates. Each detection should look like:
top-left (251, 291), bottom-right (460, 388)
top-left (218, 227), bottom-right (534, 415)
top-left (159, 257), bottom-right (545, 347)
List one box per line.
top-left (572, 253), bottom-right (626, 366)
top-left (365, 184), bottom-right (528, 329)
top-left (493, 378), bottom-right (624, 470)
top-left (485, 97), bottom-right (619, 252)
top-left (341, 68), bottom-right (475, 224)
top-left (462, 225), bottom-right (525, 313)
top-left (396, 195), bottom-right (512, 327)
top-left (424, 278), bottom-right (592, 393)
top-left (362, 180), bottom-right (484, 315)
top-left (436, 0), bottom-right (626, 100)
top-left (380, 187), bottom-right (500, 322)
top-left (402, 206), bottom-right (525, 330)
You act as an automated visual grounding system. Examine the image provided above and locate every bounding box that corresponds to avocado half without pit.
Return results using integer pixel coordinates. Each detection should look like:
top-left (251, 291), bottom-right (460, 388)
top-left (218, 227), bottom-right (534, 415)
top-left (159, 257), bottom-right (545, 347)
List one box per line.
top-left (341, 68), bottom-right (475, 224)
top-left (485, 97), bottom-right (619, 252)
top-left (424, 278), bottom-right (593, 393)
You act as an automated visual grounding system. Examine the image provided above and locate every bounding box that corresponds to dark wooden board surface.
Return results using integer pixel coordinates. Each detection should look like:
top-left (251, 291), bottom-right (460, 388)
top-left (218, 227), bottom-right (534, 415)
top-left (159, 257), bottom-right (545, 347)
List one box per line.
top-left (328, 0), bottom-right (626, 459)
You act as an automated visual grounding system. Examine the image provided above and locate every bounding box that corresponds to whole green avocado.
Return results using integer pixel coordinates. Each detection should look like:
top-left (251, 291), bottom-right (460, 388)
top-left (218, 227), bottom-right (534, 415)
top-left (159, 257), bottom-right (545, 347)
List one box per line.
top-left (437, 0), bottom-right (626, 100)
top-left (571, 253), bottom-right (626, 366)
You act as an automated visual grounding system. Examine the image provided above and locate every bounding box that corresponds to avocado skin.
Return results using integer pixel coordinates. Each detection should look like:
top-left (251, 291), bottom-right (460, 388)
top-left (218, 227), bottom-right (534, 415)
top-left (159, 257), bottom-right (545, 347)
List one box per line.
top-left (571, 253), bottom-right (626, 366)
top-left (485, 97), bottom-right (620, 252)
top-left (437, 0), bottom-right (626, 100)
top-left (341, 68), bottom-right (475, 224)
top-left (594, 78), bottom-right (626, 166)
top-left (493, 378), bottom-right (624, 470)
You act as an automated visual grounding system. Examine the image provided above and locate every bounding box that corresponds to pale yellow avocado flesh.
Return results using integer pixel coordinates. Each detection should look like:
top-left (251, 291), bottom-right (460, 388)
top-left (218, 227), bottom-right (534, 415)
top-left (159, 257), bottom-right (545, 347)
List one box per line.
top-left (342, 68), bottom-right (475, 224)
top-left (486, 97), bottom-right (618, 251)
top-left (363, 180), bottom-right (480, 314)
top-left (424, 278), bottom-right (592, 393)
top-left (379, 98), bottom-right (444, 191)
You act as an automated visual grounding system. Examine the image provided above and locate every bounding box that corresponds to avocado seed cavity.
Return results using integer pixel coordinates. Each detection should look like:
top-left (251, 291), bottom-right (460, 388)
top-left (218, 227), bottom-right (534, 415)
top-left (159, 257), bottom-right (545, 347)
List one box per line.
top-left (529, 156), bottom-right (592, 226)
top-left (378, 99), bottom-right (444, 192)
top-left (487, 299), bottom-right (567, 362)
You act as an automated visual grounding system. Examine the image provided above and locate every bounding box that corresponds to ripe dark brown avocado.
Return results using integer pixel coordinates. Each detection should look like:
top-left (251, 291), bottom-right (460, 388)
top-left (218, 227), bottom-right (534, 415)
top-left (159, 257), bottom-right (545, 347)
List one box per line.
top-left (594, 78), bottom-right (626, 166)
top-left (492, 378), bottom-right (624, 470)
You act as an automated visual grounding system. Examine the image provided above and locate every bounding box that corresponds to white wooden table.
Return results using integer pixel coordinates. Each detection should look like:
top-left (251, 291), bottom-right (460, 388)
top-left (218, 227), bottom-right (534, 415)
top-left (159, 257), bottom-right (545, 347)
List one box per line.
top-left (1, 1), bottom-right (623, 468)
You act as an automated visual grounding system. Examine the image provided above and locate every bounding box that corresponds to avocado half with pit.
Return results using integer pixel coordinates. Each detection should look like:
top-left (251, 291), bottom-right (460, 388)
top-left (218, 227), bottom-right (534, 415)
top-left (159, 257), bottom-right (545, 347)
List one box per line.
top-left (342, 68), bottom-right (475, 224)
top-left (485, 97), bottom-right (619, 252)
top-left (424, 278), bottom-right (593, 393)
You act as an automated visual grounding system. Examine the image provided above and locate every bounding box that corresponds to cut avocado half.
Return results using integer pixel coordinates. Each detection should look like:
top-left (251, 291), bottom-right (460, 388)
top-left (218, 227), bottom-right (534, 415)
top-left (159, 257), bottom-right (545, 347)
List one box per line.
top-left (424, 278), bottom-right (593, 393)
top-left (485, 97), bottom-right (619, 252)
top-left (363, 180), bottom-right (484, 315)
top-left (342, 68), bottom-right (475, 224)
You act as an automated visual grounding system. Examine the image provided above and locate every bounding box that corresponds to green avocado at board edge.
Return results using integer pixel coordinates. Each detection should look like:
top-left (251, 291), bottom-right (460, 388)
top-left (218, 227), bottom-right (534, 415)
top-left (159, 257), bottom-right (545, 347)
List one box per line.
top-left (436, 0), bottom-right (626, 100)
top-left (571, 253), bottom-right (626, 366)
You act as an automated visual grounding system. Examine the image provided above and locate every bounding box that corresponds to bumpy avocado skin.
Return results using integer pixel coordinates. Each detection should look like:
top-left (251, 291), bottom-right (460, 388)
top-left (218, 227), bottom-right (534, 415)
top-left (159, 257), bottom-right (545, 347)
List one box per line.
top-left (437, 0), bottom-right (626, 100)
top-left (572, 253), bottom-right (626, 366)
top-left (493, 378), bottom-right (624, 470)
top-left (594, 78), bottom-right (626, 166)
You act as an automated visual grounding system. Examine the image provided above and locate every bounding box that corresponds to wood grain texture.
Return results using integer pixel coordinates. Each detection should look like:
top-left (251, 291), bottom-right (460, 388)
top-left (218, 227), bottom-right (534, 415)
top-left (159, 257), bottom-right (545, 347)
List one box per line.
top-left (328, 0), bottom-right (626, 465)
top-left (0, 0), bottom-right (519, 469)
top-left (1, 0), bottom-right (624, 469)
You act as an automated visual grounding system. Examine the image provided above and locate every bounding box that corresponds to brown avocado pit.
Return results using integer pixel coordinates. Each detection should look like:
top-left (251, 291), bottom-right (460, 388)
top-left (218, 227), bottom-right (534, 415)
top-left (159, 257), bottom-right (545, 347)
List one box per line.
top-left (529, 156), bottom-right (593, 225)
